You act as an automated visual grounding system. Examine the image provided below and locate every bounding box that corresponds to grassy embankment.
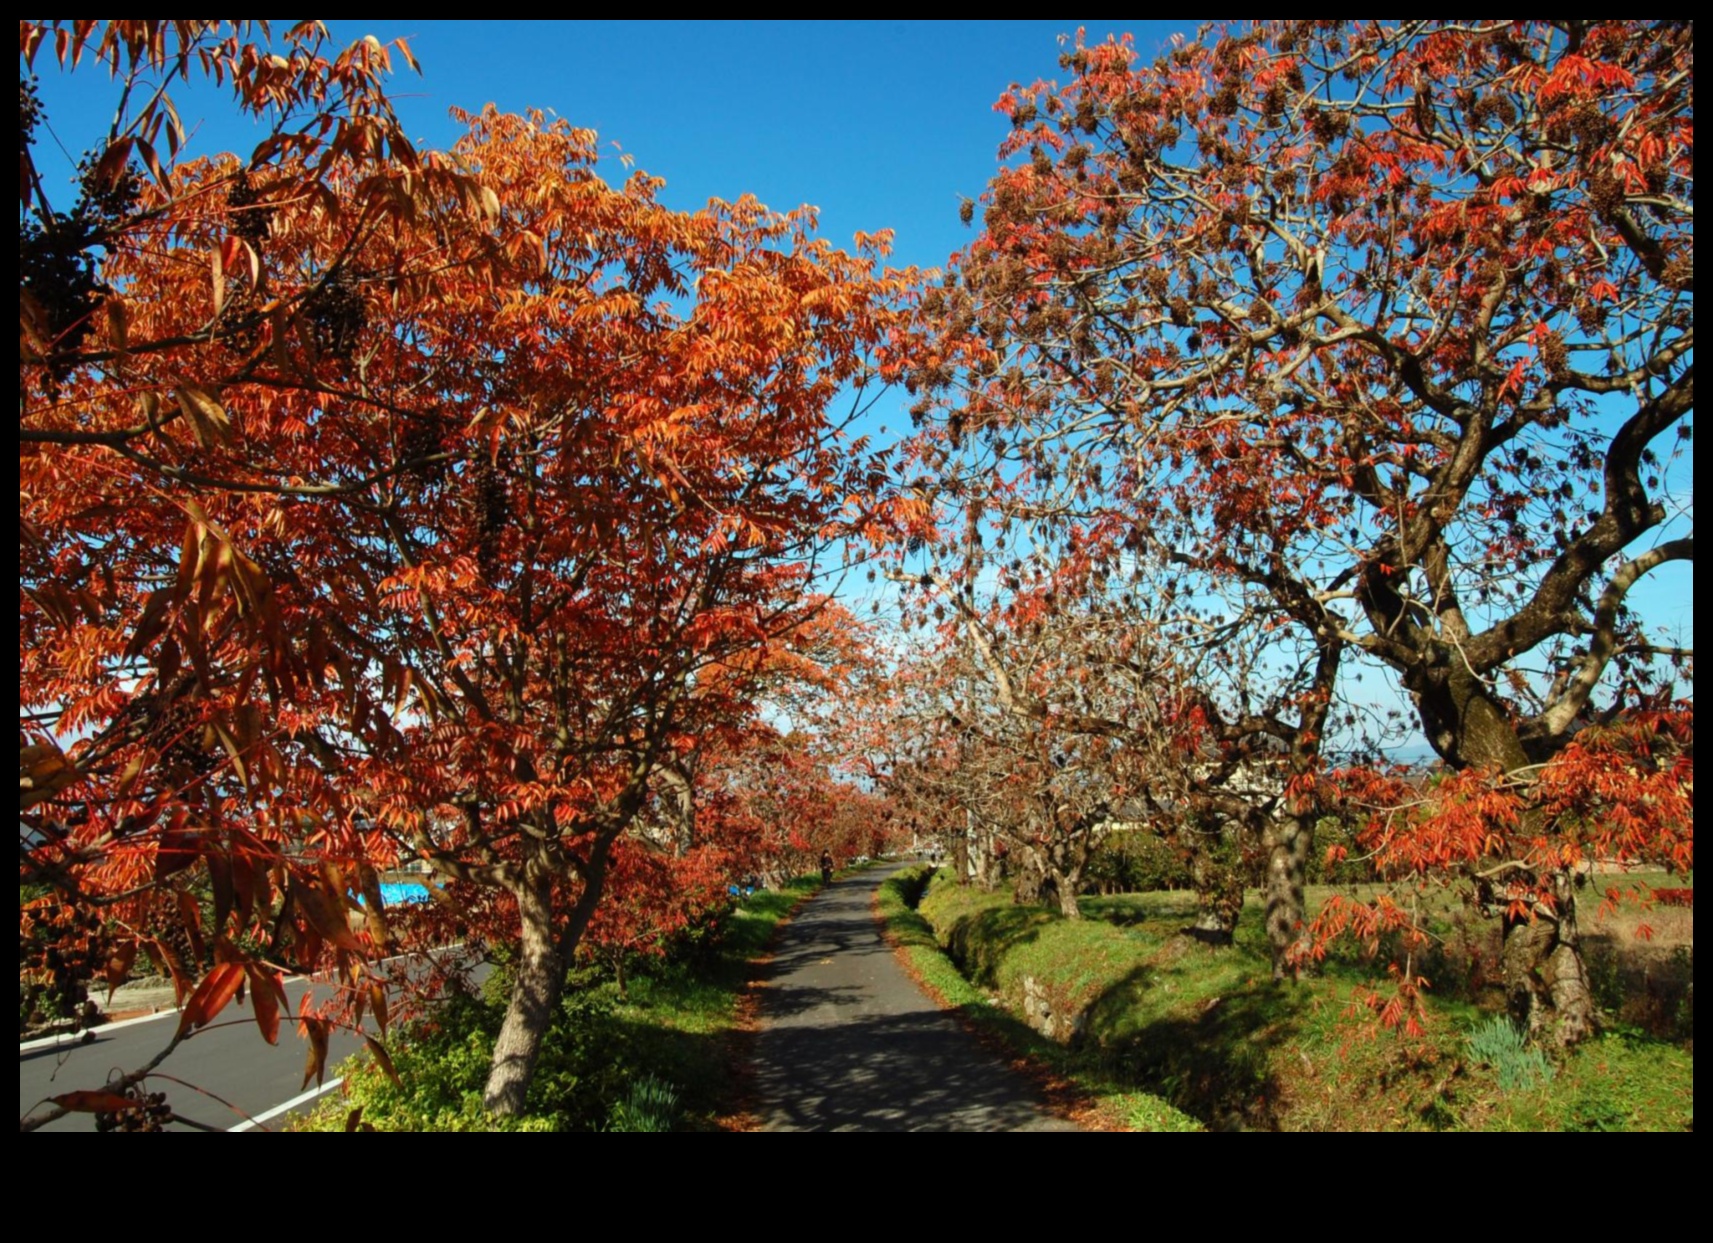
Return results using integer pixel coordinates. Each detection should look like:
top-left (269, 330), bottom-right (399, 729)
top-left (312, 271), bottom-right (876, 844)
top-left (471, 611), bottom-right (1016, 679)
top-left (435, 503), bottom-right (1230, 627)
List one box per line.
top-left (297, 876), bottom-right (820, 1131)
top-left (880, 865), bottom-right (1692, 1132)
top-left (875, 866), bottom-right (1201, 1131)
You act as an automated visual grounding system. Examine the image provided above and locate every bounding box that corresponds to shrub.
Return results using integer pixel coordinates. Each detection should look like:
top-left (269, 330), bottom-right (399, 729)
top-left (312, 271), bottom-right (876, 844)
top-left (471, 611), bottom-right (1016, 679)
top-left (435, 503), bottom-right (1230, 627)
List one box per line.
top-left (608, 1074), bottom-right (682, 1132)
top-left (299, 981), bottom-right (652, 1130)
top-left (1466, 1016), bottom-right (1555, 1092)
top-left (1081, 830), bottom-right (1194, 895)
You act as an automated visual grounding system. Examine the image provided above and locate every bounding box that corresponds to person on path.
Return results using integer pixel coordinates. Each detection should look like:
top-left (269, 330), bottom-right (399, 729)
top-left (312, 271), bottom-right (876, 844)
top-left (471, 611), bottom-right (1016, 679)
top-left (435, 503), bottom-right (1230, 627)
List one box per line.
top-left (820, 851), bottom-right (834, 885)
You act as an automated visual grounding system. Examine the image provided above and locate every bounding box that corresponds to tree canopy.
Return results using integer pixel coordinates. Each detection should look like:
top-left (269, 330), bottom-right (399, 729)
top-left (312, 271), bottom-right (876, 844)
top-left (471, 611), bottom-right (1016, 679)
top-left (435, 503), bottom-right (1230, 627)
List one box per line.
top-left (19, 21), bottom-right (1694, 1130)
top-left (893, 19), bottom-right (1692, 1037)
top-left (21, 20), bottom-right (912, 1123)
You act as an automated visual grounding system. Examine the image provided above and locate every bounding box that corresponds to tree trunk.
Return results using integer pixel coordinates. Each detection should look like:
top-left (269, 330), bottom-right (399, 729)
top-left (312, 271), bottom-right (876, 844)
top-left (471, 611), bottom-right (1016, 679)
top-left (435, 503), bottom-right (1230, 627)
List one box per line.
top-left (1410, 658), bottom-right (1534, 771)
top-left (1545, 870), bottom-right (1596, 1045)
top-left (656, 764), bottom-right (695, 857)
top-left (1416, 659), bottom-right (1598, 1043)
top-left (1498, 870), bottom-right (1598, 1046)
top-left (483, 867), bottom-right (563, 1116)
top-left (968, 821), bottom-right (999, 889)
top-left (1263, 812), bottom-right (1312, 980)
top-left (1011, 846), bottom-right (1045, 906)
top-left (1051, 869), bottom-right (1081, 920)
top-left (1051, 824), bottom-right (1100, 921)
top-left (950, 824), bottom-right (970, 884)
top-left (1501, 905), bottom-right (1555, 1036)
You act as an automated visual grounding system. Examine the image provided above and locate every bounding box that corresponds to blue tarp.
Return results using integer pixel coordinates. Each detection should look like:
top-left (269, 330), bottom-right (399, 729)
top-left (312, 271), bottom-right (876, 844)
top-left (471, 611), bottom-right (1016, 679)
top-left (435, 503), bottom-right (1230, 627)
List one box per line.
top-left (354, 881), bottom-right (430, 906)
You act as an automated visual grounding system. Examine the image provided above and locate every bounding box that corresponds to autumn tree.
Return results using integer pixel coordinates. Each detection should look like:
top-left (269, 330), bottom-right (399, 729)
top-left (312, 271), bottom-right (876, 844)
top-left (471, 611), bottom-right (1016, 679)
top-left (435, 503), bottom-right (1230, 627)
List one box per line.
top-left (21, 19), bottom-right (464, 1130)
top-left (857, 673), bottom-right (975, 874)
top-left (908, 20), bottom-right (1692, 1035)
top-left (1314, 707), bottom-right (1692, 1038)
top-left (889, 526), bottom-right (1322, 939)
top-left (558, 600), bottom-right (893, 988)
top-left (22, 22), bottom-right (914, 1122)
top-left (883, 648), bottom-right (1117, 919)
top-left (891, 345), bottom-right (1350, 961)
top-left (639, 596), bottom-right (884, 858)
top-left (701, 728), bottom-right (900, 885)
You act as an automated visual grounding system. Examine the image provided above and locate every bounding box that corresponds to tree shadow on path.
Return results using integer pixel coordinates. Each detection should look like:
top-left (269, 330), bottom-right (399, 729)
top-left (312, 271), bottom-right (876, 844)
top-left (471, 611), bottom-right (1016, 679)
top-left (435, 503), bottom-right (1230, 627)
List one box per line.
top-left (750, 867), bottom-right (1078, 1132)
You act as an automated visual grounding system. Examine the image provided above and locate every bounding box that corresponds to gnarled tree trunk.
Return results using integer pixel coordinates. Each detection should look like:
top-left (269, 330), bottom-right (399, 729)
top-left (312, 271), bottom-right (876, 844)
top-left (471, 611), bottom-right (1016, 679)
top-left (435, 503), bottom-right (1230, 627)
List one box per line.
top-left (1420, 664), bottom-right (1598, 1044)
top-left (1501, 869), bottom-right (1596, 1045)
top-left (1544, 872), bottom-right (1596, 1045)
top-left (1011, 838), bottom-right (1045, 906)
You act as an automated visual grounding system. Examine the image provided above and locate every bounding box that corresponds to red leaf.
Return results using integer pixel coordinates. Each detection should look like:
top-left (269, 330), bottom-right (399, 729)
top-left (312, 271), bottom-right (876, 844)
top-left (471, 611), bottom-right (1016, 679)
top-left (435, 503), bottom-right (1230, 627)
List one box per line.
top-left (246, 965), bottom-right (286, 1045)
top-left (177, 962), bottom-right (246, 1038)
top-left (90, 137), bottom-right (135, 190)
top-left (208, 849), bottom-right (233, 936)
top-left (301, 1015), bottom-right (332, 1090)
top-left (50, 1090), bottom-right (136, 1114)
top-left (365, 1035), bottom-right (401, 1088)
top-left (176, 888), bottom-right (206, 972)
top-left (369, 981), bottom-right (389, 1038)
top-left (104, 941), bottom-right (138, 1004)
top-left (154, 827), bottom-right (200, 882)
top-left (289, 873), bottom-right (364, 953)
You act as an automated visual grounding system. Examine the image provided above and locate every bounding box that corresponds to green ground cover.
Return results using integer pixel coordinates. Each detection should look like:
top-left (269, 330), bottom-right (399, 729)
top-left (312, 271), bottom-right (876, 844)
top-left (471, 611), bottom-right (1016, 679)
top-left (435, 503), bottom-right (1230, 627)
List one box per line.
top-left (898, 866), bottom-right (1692, 1132)
top-left (296, 877), bottom-right (818, 1131)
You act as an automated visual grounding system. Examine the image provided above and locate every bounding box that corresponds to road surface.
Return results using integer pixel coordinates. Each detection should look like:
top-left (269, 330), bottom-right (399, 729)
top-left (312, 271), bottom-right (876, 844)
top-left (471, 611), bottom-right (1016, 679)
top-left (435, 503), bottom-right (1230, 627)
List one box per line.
top-left (20, 949), bottom-right (477, 1132)
top-left (750, 863), bottom-right (1079, 1131)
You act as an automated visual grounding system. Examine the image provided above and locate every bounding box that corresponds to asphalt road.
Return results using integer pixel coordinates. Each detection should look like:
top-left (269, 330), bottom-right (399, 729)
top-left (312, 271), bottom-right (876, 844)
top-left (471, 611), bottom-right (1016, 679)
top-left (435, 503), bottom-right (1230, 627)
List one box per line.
top-left (20, 949), bottom-right (480, 1132)
top-left (751, 863), bottom-right (1080, 1131)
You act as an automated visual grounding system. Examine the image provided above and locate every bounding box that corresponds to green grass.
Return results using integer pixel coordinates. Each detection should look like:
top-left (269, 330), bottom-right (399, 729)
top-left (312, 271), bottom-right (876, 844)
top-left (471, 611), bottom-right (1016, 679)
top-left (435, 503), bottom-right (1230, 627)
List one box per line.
top-left (1476, 1028), bottom-right (1693, 1131)
top-left (295, 877), bottom-right (819, 1131)
top-left (900, 869), bottom-right (1693, 1132)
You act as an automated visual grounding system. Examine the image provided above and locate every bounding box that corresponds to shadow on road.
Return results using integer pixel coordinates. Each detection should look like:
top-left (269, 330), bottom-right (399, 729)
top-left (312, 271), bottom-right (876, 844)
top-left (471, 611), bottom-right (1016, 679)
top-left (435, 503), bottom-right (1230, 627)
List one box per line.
top-left (750, 866), bottom-right (1077, 1132)
top-left (754, 1006), bottom-right (1070, 1131)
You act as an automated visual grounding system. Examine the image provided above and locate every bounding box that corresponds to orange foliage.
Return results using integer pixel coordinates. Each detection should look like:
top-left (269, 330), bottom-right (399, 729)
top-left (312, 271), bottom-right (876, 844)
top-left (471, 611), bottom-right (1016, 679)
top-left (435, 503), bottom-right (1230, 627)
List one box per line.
top-left (21, 22), bottom-right (915, 1121)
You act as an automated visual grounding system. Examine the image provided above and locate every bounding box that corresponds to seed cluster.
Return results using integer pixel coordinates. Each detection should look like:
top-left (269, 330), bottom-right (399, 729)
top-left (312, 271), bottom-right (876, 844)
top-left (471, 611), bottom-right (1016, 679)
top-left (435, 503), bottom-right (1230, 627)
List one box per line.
top-left (302, 268), bottom-right (367, 363)
top-left (225, 170), bottom-right (273, 248)
top-left (21, 90), bottom-right (145, 387)
top-left (94, 1087), bottom-right (174, 1134)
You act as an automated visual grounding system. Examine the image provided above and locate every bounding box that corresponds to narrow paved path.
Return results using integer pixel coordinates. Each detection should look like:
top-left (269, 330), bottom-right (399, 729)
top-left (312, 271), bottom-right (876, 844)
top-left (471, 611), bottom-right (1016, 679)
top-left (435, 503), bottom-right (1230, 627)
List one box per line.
top-left (751, 862), bottom-right (1079, 1131)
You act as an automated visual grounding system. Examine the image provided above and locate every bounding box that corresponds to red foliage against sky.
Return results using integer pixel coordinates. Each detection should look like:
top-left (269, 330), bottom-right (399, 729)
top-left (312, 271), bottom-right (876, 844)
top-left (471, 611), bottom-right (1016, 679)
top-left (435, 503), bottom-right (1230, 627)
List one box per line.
top-left (893, 20), bottom-right (1691, 1037)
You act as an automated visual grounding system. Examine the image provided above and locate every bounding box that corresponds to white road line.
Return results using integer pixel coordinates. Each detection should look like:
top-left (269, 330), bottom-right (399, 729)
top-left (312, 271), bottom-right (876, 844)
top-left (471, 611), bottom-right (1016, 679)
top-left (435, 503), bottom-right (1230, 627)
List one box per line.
top-left (228, 1077), bottom-right (345, 1131)
top-left (19, 1008), bottom-right (180, 1052)
top-left (19, 945), bottom-right (467, 1056)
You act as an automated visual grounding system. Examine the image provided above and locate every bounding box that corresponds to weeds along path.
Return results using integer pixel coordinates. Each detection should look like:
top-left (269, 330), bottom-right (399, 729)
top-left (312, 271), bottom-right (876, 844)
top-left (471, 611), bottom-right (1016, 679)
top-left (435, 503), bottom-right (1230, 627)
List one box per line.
top-left (750, 862), bottom-right (1079, 1132)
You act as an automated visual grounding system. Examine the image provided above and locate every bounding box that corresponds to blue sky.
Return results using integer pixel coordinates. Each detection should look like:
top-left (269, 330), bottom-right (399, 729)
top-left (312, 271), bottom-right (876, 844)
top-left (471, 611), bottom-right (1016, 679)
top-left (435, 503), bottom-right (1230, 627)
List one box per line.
top-left (31, 20), bottom-right (1191, 276)
top-left (322, 20), bottom-right (1192, 276)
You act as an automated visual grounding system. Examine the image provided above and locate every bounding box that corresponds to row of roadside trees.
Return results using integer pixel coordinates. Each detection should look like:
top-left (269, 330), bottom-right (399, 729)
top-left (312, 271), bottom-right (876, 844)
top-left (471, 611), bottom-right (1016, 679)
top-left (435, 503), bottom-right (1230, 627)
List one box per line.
top-left (875, 19), bottom-right (1692, 1043)
top-left (20, 20), bottom-right (909, 1122)
top-left (19, 20), bottom-right (1693, 1131)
